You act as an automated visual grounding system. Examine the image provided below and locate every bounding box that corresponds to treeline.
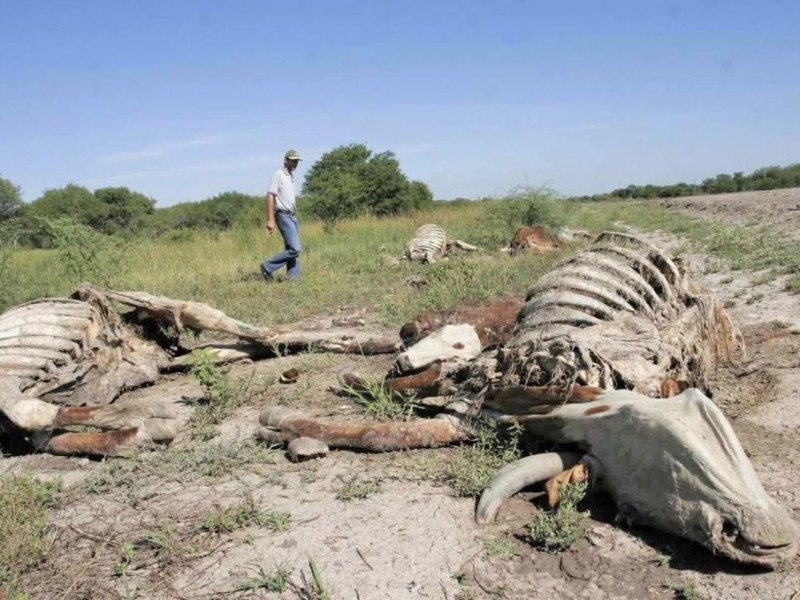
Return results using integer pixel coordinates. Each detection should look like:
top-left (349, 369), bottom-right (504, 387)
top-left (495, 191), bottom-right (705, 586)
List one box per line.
top-left (0, 143), bottom-right (433, 248)
top-left (575, 163), bottom-right (800, 201)
top-left (0, 181), bottom-right (265, 248)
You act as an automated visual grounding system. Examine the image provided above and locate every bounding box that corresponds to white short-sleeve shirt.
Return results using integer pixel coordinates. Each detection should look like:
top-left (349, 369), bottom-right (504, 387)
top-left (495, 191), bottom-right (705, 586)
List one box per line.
top-left (268, 168), bottom-right (296, 213)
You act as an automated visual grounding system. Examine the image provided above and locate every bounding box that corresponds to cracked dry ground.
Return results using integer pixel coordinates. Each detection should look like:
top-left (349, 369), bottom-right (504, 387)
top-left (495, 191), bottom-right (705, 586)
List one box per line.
top-left (3, 202), bottom-right (800, 599)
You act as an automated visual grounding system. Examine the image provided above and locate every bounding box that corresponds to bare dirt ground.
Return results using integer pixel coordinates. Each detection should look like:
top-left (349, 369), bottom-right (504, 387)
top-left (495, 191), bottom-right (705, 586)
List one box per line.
top-left (3, 188), bottom-right (800, 600)
top-left (659, 187), bottom-right (800, 237)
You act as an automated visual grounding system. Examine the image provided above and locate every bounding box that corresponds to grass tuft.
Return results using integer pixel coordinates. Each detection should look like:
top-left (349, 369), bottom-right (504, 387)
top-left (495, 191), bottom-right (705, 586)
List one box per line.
top-left (341, 377), bottom-right (416, 421)
top-left (334, 475), bottom-right (383, 501)
top-left (527, 481), bottom-right (588, 552)
top-left (0, 473), bottom-right (61, 586)
top-left (82, 439), bottom-right (277, 506)
top-left (442, 421), bottom-right (522, 497)
top-left (194, 493), bottom-right (292, 534)
top-left (235, 565), bottom-right (292, 593)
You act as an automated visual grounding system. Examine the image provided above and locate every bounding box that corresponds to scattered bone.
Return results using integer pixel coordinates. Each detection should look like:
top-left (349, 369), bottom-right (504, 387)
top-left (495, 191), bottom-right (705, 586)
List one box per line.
top-left (396, 324), bottom-right (482, 372)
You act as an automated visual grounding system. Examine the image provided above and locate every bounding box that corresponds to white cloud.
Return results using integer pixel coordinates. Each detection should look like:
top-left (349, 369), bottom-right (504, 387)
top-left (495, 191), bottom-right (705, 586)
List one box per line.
top-left (98, 133), bottom-right (256, 164)
top-left (85, 154), bottom-right (274, 185)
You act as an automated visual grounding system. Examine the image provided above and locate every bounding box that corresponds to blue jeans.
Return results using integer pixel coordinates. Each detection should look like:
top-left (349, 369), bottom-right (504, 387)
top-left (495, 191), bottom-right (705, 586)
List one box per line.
top-left (261, 212), bottom-right (301, 279)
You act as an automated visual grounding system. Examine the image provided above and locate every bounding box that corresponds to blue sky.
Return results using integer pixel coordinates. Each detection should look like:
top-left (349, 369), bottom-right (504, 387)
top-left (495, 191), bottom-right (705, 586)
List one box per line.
top-left (1, 0), bottom-right (799, 206)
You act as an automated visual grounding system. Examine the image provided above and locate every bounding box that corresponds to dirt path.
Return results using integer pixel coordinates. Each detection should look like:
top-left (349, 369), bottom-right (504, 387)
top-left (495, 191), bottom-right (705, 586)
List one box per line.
top-left (3, 190), bottom-right (800, 599)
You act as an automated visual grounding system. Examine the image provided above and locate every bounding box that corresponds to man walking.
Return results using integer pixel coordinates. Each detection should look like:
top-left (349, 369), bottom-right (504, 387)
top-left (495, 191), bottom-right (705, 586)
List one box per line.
top-left (261, 149), bottom-right (302, 281)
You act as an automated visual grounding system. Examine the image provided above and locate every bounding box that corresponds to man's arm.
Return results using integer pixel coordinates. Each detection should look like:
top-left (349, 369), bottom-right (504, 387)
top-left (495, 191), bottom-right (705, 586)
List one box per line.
top-left (265, 192), bottom-right (276, 233)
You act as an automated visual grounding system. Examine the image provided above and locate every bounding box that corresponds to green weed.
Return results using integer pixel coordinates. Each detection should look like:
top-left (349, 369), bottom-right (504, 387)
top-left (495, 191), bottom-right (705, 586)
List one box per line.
top-left (483, 536), bottom-right (520, 557)
top-left (303, 556), bottom-right (330, 600)
top-left (442, 420), bottom-right (522, 497)
top-left (235, 565), bottom-right (292, 593)
top-left (194, 493), bottom-right (291, 534)
top-left (185, 348), bottom-right (241, 440)
top-left (0, 473), bottom-right (61, 586)
top-left (334, 475), bottom-right (382, 501)
top-left (662, 578), bottom-right (703, 600)
top-left (341, 377), bottom-right (416, 421)
top-left (528, 481), bottom-right (588, 552)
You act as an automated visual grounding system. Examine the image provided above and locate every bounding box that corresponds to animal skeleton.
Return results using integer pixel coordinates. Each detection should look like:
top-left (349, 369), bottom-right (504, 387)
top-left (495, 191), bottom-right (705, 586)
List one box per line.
top-left (1, 233), bottom-right (797, 568)
top-left (260, 232), bottom-right (798, 567)
top-left (402, 223), bottom-right (477, 263)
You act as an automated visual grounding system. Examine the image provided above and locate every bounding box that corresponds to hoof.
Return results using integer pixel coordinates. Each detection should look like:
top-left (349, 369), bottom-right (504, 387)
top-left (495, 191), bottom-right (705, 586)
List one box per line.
top-left (286, 437), bottom-right (329, 462)
top-left (336, 367), bottom-right (366, 389)
top-left (258, 426), bottom-right (288, 445)
top-left (280, 368), bottom-right (300, 384)
top-left (259, 406), bottom-right (301, 428)
top-left (142, 418), bottom-right (180, 442)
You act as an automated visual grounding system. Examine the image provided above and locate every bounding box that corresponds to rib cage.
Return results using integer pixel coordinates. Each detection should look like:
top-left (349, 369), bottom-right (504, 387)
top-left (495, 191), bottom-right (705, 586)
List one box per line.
top-left (0, 295), bottom-right (169, 406)
top-left (403, 224), bottom-right (447, 263)
top-left (498, 231), bottom-right (741, 396)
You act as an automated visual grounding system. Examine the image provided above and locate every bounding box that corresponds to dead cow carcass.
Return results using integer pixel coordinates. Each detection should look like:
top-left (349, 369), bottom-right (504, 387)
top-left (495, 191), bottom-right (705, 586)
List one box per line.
top-left (0, 285), bottom-right (399, 456)
top-left (403, 224), bottom-right (477, 263)
top-left (505, 225), bottom-right (565, 255)
top-left (261, 232), bottom-right (799, 568)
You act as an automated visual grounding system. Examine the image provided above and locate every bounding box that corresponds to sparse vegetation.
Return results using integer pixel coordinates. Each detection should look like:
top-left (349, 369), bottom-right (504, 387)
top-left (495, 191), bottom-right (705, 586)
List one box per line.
top-left (302, 557), bottom-right (331, 600)
top-left (786, 273), bottom-right (800, 294)
top-left (0, 473), bottom-right (61, 586)
top-left (334, 475), bottom-right (383, 501)
top-left (662, 578), bottom-right (703, 600)
top-left (186, 347), bottom-right (241, 440)
top-left (341, 376), bottom-right (416, 421)
top-left (235, 565), bottom-right (292, 593)
top-left (82, 439), bottom-right (277, 504)
top-left (442, 421), bottom-right (522, 497)
top-left (139, 520), bottom-right (179, 559)
top-left (194, 493), bottom-right (291, 534)
top-left (483, 535), bottom-right (520, 557)
top-left (527, 482), bottom-right (588, 553)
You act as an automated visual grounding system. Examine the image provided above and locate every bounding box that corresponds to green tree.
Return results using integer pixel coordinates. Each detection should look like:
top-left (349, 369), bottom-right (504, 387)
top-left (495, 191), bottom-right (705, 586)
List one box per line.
top-left (94, 187), bottom-right (156, 234)
top-left (22, 184), bottom-right (108, 247)
top-left (303, 143), bottom-right (433, 224)
top-left (26, 184), bottom-right (107, 226)
top-left (0, 175), bottom-right (23, 220)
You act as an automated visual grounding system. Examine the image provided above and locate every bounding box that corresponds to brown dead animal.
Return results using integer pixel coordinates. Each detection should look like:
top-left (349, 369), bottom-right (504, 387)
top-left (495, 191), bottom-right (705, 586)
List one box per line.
top-left (505, 226), bottom-right (565, 255)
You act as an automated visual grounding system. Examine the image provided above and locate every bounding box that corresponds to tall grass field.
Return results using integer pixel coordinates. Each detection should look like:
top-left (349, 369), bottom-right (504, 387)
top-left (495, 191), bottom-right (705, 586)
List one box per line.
top-left (2, 192), bottom-right (799, 326)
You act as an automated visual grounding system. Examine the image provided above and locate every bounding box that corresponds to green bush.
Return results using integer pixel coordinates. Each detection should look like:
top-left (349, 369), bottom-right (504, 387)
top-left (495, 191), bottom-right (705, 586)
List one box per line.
top-left (43, 217), bottom-right (131, 287)
top-left (303, 143), bottom-right (433, 227)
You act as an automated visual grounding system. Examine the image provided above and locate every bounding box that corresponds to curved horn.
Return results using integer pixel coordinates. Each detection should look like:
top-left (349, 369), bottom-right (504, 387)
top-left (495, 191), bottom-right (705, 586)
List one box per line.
top-left (475, 452), bottom-right (583, 524)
